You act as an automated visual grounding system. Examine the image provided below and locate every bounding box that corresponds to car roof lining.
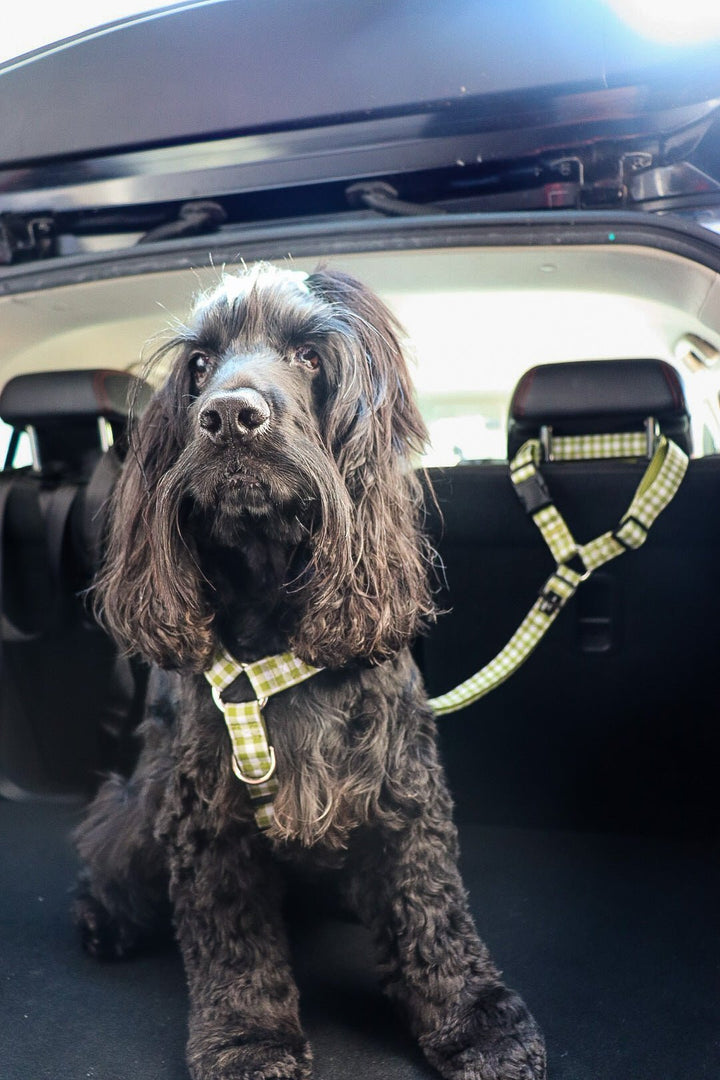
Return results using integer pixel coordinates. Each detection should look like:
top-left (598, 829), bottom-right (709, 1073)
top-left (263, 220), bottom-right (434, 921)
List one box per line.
top-left (1, 244), bottom-right (720, 392)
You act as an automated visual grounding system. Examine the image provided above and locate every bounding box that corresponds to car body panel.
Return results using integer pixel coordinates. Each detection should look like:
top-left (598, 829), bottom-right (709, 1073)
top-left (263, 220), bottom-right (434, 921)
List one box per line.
top-left (2, 0), bottom-right (720, 229)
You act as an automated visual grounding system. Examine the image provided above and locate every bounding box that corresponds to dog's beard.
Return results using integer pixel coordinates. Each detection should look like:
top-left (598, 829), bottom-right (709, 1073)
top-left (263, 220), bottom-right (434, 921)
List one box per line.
top-left (154, 434), bottom-right (352, 554)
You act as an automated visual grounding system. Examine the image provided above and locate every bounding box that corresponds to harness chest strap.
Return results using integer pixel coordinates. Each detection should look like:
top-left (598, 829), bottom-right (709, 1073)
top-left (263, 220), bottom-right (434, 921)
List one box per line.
top-left (204, 649), bottom-right (322, 831)
top-left (426, 432), bottom-right (689, 717)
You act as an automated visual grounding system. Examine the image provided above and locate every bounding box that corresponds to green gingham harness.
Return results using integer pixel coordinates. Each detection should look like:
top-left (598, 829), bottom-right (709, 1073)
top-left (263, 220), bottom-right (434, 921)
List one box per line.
top-left (426, 431), bottom-right (688, 716)
top-left (206, 430), bottom-right (688, 827)
top-left (204, 648), bottom-right (322, 830)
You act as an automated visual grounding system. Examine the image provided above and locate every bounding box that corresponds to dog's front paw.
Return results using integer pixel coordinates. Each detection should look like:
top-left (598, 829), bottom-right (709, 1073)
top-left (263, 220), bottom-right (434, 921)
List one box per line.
top-left (73, 887), bottom-right (142, 961)
top-left (420, 985), bottom-right (546, 1080)
top-left (187, 1035), bottom-right (312, 1080)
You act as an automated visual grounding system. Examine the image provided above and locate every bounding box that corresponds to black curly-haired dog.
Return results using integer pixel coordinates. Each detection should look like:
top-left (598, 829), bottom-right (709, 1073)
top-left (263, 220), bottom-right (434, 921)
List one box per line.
top-left (74, 265), bottom-right (546, 1080)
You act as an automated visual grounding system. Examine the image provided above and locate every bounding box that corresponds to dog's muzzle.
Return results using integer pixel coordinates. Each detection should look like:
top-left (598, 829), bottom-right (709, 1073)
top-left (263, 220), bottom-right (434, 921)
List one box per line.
top-left (198, 389), bottom-right (270, 444)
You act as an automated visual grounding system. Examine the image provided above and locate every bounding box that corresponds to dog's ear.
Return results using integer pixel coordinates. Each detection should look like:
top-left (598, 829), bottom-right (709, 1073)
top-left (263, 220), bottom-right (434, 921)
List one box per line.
top-left (93, 359), bottom-right (215, 671)
top-left (297, 269), bottom-right (436, 666)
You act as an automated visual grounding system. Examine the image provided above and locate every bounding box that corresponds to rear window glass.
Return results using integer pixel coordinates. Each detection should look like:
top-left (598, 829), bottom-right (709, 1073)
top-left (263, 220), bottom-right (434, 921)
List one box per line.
top-left (382, 290), bottom-right (720, 466)
top-left (0, 421), bottom-right (32, 469)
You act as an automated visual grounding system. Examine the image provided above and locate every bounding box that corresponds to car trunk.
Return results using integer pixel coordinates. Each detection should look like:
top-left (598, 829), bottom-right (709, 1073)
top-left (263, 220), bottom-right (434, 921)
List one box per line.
top-left (4, 803), bottom-right (715, 1080)
top-left (0, 217), bottom-right (718, 1080)
top-left (1, 2), bottom-right (719, 1077)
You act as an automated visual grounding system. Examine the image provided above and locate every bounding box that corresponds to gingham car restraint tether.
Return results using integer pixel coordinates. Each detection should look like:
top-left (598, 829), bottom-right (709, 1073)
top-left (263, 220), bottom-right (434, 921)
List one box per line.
top-left (205, 649), bottom-right (323, 830)
top-left (427, 430), bottom-right (689, 717)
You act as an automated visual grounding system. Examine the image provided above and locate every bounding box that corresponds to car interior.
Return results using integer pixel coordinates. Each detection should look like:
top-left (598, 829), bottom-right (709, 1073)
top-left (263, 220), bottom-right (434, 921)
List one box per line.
top-left (1, 238), bottom-right (718, 1080)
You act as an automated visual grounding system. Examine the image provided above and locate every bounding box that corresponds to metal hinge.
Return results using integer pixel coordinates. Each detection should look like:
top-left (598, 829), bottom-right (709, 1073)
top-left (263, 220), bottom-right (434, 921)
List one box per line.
top-left (0, 213), bottom-right (56, 265)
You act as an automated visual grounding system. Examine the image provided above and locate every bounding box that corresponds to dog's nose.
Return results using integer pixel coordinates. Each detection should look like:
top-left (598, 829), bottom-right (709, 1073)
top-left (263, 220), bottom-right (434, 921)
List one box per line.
top-left (198, 389), bottom-right (270, 443)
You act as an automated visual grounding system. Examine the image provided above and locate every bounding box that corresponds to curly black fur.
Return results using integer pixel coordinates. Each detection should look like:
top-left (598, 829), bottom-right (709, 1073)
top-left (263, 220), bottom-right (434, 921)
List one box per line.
top-left (74, 265), bottom-right (546, 1080)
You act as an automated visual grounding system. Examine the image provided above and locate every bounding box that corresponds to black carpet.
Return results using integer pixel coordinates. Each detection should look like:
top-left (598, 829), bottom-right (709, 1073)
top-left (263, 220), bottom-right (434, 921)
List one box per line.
top-left (1, 799), bottom-right (717, 1080)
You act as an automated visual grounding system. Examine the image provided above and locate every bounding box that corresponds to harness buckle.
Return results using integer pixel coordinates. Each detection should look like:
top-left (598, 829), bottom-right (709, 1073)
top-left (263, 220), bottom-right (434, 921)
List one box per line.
top-left (538, 585), bottom-right (564, 616)
top-left (614, 515), bottom-right (648, 550)
top-left (539, 560), bottom-right (585, 615)
top-left (513, 471), bottom-right (552, 515)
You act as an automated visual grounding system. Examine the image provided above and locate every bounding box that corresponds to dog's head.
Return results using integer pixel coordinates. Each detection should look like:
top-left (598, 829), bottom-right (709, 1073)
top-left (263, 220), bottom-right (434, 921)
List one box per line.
top-left (96, 264), bottom-right (435, 671)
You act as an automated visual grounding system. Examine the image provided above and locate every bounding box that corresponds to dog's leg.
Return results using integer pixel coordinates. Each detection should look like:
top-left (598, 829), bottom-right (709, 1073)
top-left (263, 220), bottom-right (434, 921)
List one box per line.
top-left (73, 672), bottom-right (176, 960)
top-left (166, 812), bottom-right (311, 1080)
top-left (73, 742), bottom-right (172, 959)
top-left (347, 802), bottom-right (546, 1080)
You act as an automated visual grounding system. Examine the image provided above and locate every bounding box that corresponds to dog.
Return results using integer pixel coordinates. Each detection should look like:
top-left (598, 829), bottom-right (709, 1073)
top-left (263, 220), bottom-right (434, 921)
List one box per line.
top-left (74, 264), bottom-right (546, 1080)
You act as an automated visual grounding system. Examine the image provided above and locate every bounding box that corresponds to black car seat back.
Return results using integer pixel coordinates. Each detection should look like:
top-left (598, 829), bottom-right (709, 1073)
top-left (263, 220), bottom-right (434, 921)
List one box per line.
top-left (0, 369), bottom-right (151, 797)
top-left (421, 358), bottom-right (719, 836)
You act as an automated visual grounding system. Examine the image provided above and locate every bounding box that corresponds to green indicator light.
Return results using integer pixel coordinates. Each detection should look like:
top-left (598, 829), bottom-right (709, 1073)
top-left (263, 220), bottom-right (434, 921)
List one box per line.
top-left (608, 232), bottom-right (616, 241)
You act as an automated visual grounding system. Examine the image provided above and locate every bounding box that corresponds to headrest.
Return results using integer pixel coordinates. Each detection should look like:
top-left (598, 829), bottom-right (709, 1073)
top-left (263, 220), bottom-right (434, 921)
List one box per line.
top-left (507, 359), bottom-right (692, 458)
top-left (0, 369), bottom-right (152, 428)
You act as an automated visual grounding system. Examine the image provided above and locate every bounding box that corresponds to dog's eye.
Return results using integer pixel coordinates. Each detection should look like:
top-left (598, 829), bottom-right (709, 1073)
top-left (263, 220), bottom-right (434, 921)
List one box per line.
top-left (189, 352), bottom-right (212, 387)
top-left (291, 345), bottom-right (321, 372)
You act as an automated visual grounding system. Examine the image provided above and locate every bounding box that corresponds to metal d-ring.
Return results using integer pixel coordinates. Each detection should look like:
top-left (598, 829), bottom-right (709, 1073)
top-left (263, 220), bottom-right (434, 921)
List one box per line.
top-left (232, 745), bottom-right (277, 785)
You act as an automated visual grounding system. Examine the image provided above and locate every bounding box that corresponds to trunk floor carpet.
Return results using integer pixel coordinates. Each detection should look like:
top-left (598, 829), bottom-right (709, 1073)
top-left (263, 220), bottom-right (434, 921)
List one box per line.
top-left (0, 799), bottom-right (717, 1080)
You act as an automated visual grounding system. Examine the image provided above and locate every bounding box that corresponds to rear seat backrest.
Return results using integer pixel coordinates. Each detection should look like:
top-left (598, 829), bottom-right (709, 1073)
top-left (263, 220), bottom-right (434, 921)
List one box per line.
top-left (422, 358), bottom-right (718, 836)
top-left (0, 369), bottom-right (151, 798)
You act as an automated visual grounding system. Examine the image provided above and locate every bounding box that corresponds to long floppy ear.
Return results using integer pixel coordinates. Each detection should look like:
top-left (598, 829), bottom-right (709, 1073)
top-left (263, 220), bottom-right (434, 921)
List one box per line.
top-left (92, 359), bottom-right (215, 671)
top-left (296, 269), bottom-right (436, 666)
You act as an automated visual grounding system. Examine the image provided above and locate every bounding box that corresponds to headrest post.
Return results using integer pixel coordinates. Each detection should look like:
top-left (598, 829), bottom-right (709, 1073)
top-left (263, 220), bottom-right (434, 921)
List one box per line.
top-left (97, 417), bottom-right (115, 453)
top-left (25, 424), bottom-right (42, 473)
top-left (539, 424), bottom-right (554, 462)
top-left (645, 416), bottom-right (659, 459)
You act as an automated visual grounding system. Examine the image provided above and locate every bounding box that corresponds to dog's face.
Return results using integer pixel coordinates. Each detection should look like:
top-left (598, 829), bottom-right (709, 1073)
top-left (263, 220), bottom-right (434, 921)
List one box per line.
top-left (96, 265), bottom-right (435, 671)
top-left (174, 269), bottom-right (356, 535)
